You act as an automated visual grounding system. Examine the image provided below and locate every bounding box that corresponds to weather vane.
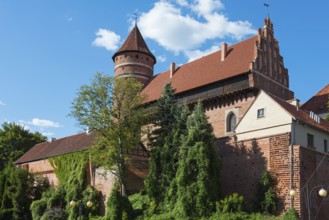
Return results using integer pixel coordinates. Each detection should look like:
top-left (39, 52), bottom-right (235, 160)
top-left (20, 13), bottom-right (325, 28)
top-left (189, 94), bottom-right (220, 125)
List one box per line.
top-left (264, 1), bottom-right (270, 17)
top-left (133, 11), bottom-right (138, 26)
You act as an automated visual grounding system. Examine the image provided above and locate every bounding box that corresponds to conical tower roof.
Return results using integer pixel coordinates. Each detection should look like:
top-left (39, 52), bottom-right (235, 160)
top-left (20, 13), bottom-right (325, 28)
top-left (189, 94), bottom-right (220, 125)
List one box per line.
top-left (112, 25), bottom-right (156, 63)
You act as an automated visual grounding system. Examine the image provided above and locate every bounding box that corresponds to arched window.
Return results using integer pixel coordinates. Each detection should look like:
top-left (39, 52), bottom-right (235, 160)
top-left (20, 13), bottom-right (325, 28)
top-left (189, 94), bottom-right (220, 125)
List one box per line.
top-left (227, 112), bottom-right (236, 132)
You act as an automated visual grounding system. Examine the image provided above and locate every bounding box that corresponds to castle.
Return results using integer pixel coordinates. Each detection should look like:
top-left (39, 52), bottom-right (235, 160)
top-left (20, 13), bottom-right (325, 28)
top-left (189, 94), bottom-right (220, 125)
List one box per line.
top-left (16, 17), bottom-right (329, 219)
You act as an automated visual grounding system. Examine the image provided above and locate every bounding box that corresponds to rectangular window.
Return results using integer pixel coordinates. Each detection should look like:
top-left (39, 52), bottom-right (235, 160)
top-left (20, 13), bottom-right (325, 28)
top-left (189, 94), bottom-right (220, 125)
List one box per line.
top-left (257, 108), bottom-right (265, 118)
top-left (324, 139), bottom-right (328, 153)
top-left (307, 133), bottom-right (314, 148)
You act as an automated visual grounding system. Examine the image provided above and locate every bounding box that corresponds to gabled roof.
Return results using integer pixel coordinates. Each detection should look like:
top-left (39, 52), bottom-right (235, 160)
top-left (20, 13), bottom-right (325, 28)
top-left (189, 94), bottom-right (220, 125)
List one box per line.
top-left (270, 93), bottom-right (329, 133)
top-left (301, 84), bottom-right (329, 115)
top-left (15, 132), bottom-right (96, 164)
top-left (142, 35), bottom-right (257, 103)
top-left (112, 25), bottom-right (156, 63)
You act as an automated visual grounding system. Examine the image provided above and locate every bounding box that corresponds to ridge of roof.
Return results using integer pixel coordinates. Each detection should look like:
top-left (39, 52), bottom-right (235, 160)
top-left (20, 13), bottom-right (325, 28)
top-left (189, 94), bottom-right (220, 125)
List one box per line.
top-left (142, 35), bottom-right (258, 103)
top-left (267, 92), bottom-right (329, 133)
top-left (15, 131), bottom-right (96, 164)
top-left (112, 25), bottom-right (156, 62)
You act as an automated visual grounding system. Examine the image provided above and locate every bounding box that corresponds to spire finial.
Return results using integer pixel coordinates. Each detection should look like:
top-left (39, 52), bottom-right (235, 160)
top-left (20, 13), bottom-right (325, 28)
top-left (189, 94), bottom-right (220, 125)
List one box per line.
top-left (133, 12), bottom-right (138, 26)
top-left (264, 1), bottom-right (270, 18)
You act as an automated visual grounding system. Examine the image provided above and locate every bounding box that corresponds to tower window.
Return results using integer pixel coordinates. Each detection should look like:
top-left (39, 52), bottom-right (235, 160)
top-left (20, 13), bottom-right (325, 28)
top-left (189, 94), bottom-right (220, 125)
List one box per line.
top-left (135, 55), bottom-right (139, 58)
top-left (227, 112), bottom-right (236, 133)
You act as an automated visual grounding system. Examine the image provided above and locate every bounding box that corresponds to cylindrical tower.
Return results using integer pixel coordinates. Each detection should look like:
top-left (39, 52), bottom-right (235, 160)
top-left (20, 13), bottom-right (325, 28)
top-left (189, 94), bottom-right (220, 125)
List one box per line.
top-left (112, 25), bottom-right (156, 86)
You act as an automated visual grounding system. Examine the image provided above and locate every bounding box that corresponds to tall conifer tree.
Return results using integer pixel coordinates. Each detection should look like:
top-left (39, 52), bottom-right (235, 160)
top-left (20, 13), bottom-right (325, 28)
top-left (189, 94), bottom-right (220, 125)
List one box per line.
top-left (145, 83), bottom-right (182, 205)
top-left (175, 101), bottom-right (221, 218)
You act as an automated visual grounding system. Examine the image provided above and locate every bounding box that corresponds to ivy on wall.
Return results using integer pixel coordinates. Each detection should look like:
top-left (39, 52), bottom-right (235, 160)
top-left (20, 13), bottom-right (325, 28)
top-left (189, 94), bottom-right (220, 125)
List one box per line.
top-left (50, 152), bottom-right (88, 203)
top-left (31, 151), bottom-right (100, 220)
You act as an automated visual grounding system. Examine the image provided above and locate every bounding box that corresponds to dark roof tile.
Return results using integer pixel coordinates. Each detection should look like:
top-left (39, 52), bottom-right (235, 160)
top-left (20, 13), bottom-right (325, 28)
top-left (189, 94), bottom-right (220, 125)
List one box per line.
top-left (301, 84), bottom-right (329, 115)
top-left (112, 25), bottom-right (156, 62)
top-left (15, 132), bottom-right (96, 164)
top-left (142, 36), bottom-right (257, 103)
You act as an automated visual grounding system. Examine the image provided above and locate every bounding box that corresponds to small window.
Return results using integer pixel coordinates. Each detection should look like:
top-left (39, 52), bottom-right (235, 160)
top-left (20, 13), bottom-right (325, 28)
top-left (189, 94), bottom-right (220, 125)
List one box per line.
top-left (227, 112), bottom-right (237, 132)
top-left (307, 133), bottom-right (314, 148)
top-left (324, 139), bottom-right (328, 152)
top-left (257, 108), bottom-right (265, 118)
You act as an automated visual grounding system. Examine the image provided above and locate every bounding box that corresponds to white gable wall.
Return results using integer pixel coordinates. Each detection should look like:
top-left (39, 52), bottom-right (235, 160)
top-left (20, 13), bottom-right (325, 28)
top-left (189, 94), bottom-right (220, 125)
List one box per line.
top-left (295, 123), bottom-right (329, 153)
top-left (235, 91), bottom-right (292, 141)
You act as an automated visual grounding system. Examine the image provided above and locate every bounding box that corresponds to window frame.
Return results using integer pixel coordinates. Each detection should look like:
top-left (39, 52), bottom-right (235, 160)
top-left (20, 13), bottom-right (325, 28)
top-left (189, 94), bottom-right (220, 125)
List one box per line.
top-left (257, 108), bottom-right (265, 118)
top-left (307, 133), bottom-right (314, 148)
top-left (226, 112), bottom-right (237, 133)
top-left (324, 139), bottom-right (328, 153)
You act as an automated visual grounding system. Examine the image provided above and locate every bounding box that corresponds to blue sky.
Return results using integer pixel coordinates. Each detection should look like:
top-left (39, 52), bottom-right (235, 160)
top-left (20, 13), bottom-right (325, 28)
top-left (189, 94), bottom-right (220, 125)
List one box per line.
top-left (0, 0), bottom-right (328, 139)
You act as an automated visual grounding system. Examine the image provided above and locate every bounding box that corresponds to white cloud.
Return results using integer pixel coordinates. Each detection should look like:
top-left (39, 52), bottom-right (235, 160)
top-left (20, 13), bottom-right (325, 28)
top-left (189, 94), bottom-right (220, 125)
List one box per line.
top-left (42, 132), bottom-right (55, 137)
top-left (138, 1), bottom-right (255, 53)
top-left (191, 0), bottom-right (224, 16)
top-left (176, 0), bottom-right (189, 6)
top-left (29, 118), bottom-right (61, 128)
top-left (20, 118), bottom-right (61, 128)
top-left (157, 55), bottom-right (167, 62)
top-left (185, 45), bottom-right (220, 62)
top-left (0, 101), bottom-right (6, 106)
top-left (17, 122), bottom-right (31, 131)
top-left (92, 28), bottom-right (121, 51)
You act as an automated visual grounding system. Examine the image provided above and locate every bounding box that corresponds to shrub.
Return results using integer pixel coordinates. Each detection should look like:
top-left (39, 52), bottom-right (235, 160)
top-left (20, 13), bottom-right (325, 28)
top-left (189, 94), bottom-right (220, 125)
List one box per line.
top-left (282, 208), bottom-right (299, 220)
top-left (105, 187), bottom-right (133, 220)
top-left (129, 192), bottom-right (150, 217)
top-left (216, 193), bottom-right (245, 214)
top-left (30, 199), bottom-right (48, 220)
top-left (255, 170), bottom-right (278, 215)
top-left (40, 207), bottom-right (67, 220)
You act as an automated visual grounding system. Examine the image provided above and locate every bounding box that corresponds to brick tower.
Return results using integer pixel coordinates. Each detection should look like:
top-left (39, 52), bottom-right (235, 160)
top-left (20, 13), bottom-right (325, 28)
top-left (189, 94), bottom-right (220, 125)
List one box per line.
top-left (112, 25), bottom-right (156, 86)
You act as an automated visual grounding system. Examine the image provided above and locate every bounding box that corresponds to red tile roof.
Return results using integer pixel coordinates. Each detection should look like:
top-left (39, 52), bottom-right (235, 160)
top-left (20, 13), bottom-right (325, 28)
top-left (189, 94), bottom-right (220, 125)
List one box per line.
top-left (112, 25), bottom-right (156, 63)
top-left (15, 132), bottom-right (96, 164)
top-left (301, 84), bottom-right (329, 115)
top-left (270, 94), bottom-right (329, 133)
top-left (142, 35), bottom-right (257, 103)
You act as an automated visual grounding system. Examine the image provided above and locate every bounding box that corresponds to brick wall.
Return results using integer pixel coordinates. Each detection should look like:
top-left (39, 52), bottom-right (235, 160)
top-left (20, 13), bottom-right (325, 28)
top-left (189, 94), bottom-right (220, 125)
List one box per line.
top-left (217, 136), bottom-right (269, 209)
top-left (297, 146), bottom-right (329, 220)
top-left (19, 159), bottom-right (59, 186)
top-left (218, 133), bottom-right (294, 213)
top-left (205, 91), bottom-right (256, 138)
top-left (268, 133), bottom-right (292, 213)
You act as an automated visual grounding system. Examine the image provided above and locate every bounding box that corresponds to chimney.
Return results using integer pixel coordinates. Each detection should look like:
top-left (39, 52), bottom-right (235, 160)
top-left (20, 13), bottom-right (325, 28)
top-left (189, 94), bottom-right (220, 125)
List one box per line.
top-left (221, 42), bottom-right (228, 61)
top-left (287, 98), bottom-right (300, 111)
top-left (170, 62), bottom-right (176, 78)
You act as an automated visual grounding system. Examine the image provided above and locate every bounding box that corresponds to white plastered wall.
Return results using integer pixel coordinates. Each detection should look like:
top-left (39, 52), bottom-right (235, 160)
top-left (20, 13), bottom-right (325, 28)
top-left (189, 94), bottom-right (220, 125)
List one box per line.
top-left (235, 91), bottom-right (292, 141)
top-left (295, 123), bottom-right (329, 153)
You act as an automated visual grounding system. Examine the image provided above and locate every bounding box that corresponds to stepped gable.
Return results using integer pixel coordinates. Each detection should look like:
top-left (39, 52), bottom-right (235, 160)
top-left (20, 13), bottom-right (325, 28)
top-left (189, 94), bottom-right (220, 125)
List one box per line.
top-left (301, 84), bottom-right (329, 115)
top-left (142, 36), bottom-right (257, 103)
top-left (270, 93), bottom-right (329, 133)
top-left (112, 25), bottom-right (156, 63)
top-left (15, 132), bottom-right (96, 164)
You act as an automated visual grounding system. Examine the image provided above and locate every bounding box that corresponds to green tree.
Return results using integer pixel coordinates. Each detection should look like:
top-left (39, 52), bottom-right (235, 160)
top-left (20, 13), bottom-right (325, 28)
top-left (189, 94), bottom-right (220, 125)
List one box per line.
top-left (0, 165), bottom-right (49, 220)
top-left (174, 101), bottom-right (221, 218)
top-left (145, 83), bottom-right (188, 207)
top-left (0, 122), bottom-right (46, 170)
top-left (70, 73), bottom-right (146, 197)
top-left (255, 170), bottom-right (278, 215)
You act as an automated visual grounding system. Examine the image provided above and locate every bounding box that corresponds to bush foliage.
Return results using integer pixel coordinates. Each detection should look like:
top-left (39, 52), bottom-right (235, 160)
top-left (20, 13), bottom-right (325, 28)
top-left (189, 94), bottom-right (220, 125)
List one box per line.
top-left (30, 152), bottom-right (100, 220)
top-left (0, 165), bottom-right (49, 220)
